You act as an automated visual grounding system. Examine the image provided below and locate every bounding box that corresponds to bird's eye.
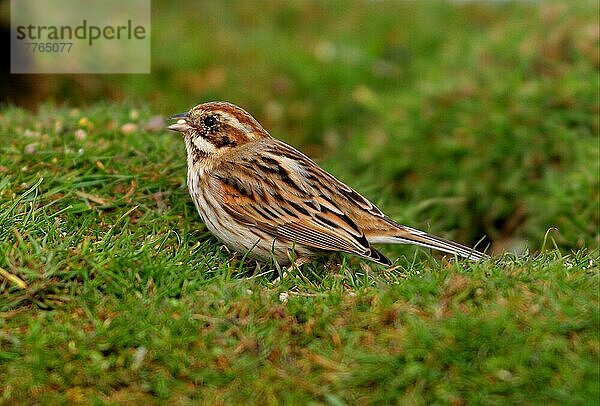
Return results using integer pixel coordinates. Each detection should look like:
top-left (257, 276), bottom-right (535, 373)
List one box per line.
top-left (203, 115), bottom-right (217, 127)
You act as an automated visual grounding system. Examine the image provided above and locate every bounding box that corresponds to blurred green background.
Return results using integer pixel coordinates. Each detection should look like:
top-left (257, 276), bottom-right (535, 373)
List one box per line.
top-left (3, 0), bottom-right (599, 254)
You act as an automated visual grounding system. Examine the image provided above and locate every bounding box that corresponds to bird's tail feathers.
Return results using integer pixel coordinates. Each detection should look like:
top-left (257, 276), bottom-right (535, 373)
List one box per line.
top-left (369, 226), bottom-right (488, 261)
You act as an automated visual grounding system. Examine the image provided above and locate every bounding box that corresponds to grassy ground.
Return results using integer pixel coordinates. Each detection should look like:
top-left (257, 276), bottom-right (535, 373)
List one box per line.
top-left (1, 1), bottom-right (599, 404)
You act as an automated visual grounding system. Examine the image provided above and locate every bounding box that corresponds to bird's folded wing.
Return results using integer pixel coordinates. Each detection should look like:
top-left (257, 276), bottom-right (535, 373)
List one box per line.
top-left (210, 171), bottom-right (389, 264)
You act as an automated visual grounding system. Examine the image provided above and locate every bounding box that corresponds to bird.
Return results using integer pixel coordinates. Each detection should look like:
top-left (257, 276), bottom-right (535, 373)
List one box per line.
top-left (167, 101), bottom-right (487, 267)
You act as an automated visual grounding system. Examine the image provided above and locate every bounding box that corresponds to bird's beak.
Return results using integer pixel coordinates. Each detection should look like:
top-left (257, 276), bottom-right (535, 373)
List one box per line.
top-left (167, 111), bottom-right (191, 132)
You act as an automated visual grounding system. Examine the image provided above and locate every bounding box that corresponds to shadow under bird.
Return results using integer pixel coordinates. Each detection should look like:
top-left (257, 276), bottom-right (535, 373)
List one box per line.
top-left (168, 101), bottom-right (488, 266)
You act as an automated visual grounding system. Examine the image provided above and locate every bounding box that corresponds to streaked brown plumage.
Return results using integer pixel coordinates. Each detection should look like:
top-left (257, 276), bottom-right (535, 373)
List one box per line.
top-left (168, 101), bottom-right (487, 266)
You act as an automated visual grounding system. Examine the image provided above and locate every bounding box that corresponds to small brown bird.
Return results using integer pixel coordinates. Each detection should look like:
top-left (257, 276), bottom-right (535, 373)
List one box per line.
top-left (168, 102), bottom-right (487, 266)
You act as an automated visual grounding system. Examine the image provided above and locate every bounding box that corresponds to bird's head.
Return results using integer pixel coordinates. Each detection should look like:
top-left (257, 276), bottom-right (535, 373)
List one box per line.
top-left (168, 101), bottom-right (270, 159)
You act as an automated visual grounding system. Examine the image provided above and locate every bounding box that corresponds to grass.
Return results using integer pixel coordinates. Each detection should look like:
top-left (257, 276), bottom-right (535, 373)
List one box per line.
top-left (1, 1), bottom-right (599, 404)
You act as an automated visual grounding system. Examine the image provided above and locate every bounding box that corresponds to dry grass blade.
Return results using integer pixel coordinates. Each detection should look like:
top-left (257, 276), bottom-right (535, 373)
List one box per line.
top-left (0, 266), bottom-right (28, 289)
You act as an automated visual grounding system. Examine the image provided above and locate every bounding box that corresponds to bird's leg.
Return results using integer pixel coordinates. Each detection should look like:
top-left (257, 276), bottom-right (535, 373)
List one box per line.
top-left (272, 256), bottom-right (310, 284)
